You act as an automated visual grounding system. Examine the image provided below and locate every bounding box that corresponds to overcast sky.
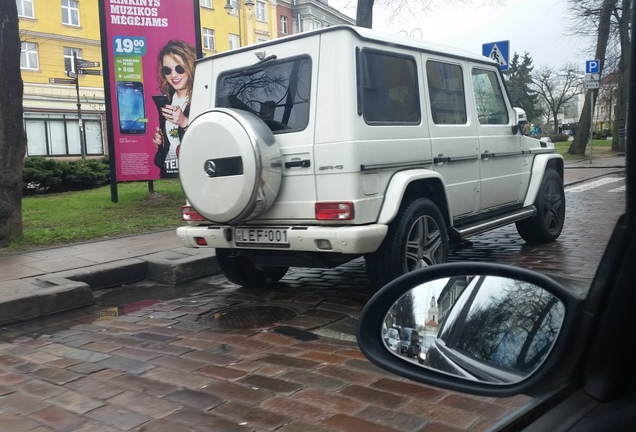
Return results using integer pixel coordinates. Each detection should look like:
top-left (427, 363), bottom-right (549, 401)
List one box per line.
top-left (330, 0), bottom-right (596, 70)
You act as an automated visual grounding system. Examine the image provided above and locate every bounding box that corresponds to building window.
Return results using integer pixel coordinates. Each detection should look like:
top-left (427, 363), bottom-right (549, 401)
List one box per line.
top-left (64, 47), bottom-right (82, 73)
top-left (255, 1), bottom-right (267, 22)
top-left (229, 0), bottom-right (238, 15)
top-left (200, 0), bottom-right (212, 8)
top-left (25, 113), bottom-right (104, 157)
top-left (61, 0), bottom-right (80, 26)
top-left (17, 0), bottom-right (34, 18)
top-left (280, 15), bottom-right (288, 34)
top-left (257, 38), bottom-right (268, 44)
top-left (20, 42), bottom-right (39, 70)
top-left (203, 28), bottom-right (215, 50)
top-left (229, 34), bottom-right (240, 50)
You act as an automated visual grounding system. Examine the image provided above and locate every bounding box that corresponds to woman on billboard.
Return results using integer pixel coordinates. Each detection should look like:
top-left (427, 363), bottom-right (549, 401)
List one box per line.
top-left (152, 40), bottom-right (196, 178)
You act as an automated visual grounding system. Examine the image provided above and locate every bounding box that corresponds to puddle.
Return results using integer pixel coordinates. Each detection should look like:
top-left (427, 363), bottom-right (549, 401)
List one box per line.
top-left (199, 305), bottom-right (297, 329)
top-left (92, 282), bottom-right (214, 313)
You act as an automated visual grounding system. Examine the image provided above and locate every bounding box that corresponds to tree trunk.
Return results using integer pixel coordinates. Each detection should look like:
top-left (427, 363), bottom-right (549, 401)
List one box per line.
top-left (0, 2), bottom-right (27, 247)
top-left (356, 0), bottom-right (374, 28)
top-left (568, 0), bottom-right (615, 155)
top-left (612, 0), bottom-right (631, 153)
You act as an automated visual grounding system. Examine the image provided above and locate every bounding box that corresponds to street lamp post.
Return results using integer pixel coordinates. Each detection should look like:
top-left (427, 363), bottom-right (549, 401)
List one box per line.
top-left (224, 0), bottom-right (254, 48)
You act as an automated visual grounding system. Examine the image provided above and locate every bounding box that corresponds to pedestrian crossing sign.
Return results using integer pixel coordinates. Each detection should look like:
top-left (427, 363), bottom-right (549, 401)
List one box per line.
top-left (482, 41), bottom-right (510, 71)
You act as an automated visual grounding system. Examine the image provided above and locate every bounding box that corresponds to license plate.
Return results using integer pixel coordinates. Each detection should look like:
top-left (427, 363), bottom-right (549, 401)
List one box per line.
top-left (234, 228), bottom-right (289, 247)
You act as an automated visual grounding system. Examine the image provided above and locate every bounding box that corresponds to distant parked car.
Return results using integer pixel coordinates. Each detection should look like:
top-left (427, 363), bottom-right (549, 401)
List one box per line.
top-left (418, 333), bottom-right (437, 364)
top-left (385, 328), bottom-right (400, 354)
top-left (400, 327), bottom-right (421, 358)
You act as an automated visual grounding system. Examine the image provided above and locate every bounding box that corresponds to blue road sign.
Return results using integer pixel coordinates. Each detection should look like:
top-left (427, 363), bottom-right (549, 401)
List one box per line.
top-left (482, 41), bottom-right (510, 71)
top-left (586, 60), bottom-right (600, 74)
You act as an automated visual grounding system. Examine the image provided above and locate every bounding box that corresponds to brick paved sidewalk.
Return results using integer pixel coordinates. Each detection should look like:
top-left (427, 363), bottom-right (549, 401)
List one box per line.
top-left (0, 268), bottom-right (530, 432)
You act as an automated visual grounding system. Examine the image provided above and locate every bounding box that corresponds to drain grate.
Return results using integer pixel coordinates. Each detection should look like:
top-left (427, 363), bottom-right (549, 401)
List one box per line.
top-left (202, 306), bottom-right (297, 329)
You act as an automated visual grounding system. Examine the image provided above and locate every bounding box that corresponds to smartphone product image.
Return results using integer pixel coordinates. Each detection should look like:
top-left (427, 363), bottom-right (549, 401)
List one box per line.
top-left (116, 81), bottom-right (146, 134)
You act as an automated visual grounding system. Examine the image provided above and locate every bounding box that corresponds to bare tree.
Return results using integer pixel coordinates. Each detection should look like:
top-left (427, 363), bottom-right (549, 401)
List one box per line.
top-left (0, 2), bottom-right (27, 247)
top-left (567, 0), bottom-right (617, 155)
top-left (532, 64), bottom-right (582, 133)
top-left (356, 0), bottom-right (504, 29)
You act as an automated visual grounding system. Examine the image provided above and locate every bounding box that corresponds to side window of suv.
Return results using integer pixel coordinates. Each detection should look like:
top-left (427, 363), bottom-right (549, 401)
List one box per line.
top-left (426, 61), bottom-right (467, 125)
top-left (471, 68), bottom-right (509, 125)
top-left (358, 49), bottom-right (420, 124)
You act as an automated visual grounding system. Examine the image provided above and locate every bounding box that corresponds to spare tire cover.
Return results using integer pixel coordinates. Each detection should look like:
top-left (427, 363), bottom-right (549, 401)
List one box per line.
top-left (179, 108), bottom-right (282, 224)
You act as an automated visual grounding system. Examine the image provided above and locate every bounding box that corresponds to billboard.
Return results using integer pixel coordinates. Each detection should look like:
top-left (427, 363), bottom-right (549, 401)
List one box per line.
top-left (99, 0), bottom-right (201, 181)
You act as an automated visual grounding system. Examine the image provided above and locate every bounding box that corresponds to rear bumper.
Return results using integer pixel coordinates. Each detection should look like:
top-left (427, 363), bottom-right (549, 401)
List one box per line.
top-left (176, 224), bottom-right (388, 255)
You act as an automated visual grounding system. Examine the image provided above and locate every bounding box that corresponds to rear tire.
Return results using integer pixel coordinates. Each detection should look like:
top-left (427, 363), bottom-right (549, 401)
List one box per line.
top-left (366, 198), bottom-right (449, 288)
top-left (516, 169), bottom-right (565, 244)
top-left (216, 249), bottom-right (289, 288)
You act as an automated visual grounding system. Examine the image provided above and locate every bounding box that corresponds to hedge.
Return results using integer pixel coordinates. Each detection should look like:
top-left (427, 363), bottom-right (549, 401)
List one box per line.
top-left (23, 157), bottom-right (110, 194)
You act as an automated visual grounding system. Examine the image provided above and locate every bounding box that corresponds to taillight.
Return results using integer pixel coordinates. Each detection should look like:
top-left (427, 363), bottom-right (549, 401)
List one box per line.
top-left (315, 202), bottom-right (354, 221)
top-left (181, 205), bottom-right (205, 222)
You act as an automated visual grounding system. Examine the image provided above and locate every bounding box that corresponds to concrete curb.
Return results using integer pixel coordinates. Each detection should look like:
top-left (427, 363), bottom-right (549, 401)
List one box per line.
top-left (146, 249), bottom-right (219, 285)
top-left (564, 168), bottom-right (626, 188)
top-left (0, 251), bottom-right (220, 327)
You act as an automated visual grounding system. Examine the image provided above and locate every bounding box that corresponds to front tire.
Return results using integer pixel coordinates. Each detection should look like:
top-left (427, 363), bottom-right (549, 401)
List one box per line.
top-left (216, 249), bottom-right (289, 288)
top-left (516, 169), bottom-right (565, 244)
top-left (366, 198), bottom-right (449, 288)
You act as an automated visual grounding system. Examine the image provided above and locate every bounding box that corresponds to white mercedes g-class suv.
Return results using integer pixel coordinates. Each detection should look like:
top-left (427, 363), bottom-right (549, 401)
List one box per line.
top-left (177, 25), bottom-right (565, 288)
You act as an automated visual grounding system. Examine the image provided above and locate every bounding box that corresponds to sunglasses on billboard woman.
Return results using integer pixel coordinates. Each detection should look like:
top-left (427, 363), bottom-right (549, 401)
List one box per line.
top-left (162, 64), bottom-right (186, 75)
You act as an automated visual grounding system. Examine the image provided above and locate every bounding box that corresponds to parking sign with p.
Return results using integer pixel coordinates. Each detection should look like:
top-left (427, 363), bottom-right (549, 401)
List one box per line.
top-left (586, 60), bottom-right (600, 74)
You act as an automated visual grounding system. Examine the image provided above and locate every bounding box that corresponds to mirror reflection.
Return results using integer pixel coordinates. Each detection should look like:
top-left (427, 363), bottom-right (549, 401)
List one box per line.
top-left (382, 275), bottom-right (565, 384)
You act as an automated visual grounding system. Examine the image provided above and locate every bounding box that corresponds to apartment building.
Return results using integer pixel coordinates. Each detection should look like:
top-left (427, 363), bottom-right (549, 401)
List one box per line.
top-left (18, 0), bottom-right (353, 158)
top-left (19, 0), bottom-right (105, 158)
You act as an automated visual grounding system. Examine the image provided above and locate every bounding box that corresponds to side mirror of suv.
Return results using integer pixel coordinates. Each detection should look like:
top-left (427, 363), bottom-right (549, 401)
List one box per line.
top-left (513, 107), bottom-right (527, 135)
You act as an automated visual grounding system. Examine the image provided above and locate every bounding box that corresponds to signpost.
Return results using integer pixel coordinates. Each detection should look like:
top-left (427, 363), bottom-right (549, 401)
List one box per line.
top-left (49, 56), bottom-right (103, 159)
top-left (482, 41), bottom-right (510, 71)
top-left (78, 69), bottom-right (104, 76)
top-left (585, 59), bottom-right (601, 164)
top-left (76, 59), bottom-right (101, 68)
top-left (49, 77), bottom-right (77, 85)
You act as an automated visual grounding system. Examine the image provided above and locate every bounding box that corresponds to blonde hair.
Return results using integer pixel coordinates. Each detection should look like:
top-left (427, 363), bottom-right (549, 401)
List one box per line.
top-left (157, 40), bottom-right (196, 102)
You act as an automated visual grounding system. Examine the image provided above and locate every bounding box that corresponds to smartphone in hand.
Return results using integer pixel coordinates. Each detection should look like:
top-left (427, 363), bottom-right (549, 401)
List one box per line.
top-left (152, 95), bottom-right (171, 110)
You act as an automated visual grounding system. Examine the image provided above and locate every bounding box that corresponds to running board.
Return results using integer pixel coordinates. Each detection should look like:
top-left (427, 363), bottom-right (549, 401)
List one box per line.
top-left (449, 207), bottom-right (537, 242)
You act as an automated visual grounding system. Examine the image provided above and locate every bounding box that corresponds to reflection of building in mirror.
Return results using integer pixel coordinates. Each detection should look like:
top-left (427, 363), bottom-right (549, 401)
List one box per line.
top-left (423, 295), bottom-right (439, 335)
top-left (437, 276), bottom-right (474, 323)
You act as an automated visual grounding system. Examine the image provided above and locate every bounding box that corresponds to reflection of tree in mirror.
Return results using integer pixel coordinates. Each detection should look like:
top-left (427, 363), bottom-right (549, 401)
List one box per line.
top-left (455, 278), bottom-right (564, 373)
top-left (392, 291), bottom-right (417, 330)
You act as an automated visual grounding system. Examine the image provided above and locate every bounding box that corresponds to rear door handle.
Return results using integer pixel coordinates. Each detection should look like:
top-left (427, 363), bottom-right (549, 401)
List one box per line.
top-left (285, 159), bottom-right (311, 168)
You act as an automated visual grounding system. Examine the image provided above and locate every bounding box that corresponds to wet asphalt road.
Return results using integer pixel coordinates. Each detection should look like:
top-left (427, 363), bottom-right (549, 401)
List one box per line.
top-left (0, 174), bottom-right (625, 432)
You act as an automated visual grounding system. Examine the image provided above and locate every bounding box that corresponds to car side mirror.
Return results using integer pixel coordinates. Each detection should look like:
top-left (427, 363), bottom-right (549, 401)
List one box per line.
top-left (357, 263), bottom-right (584, 397)
top-left (512, 107), bottom-right (527, 135)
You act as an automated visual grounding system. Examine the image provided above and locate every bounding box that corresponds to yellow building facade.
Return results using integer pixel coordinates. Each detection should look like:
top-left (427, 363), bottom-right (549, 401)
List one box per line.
top-left (18, 0), bottom-right (279, 158)
top-left (199, 0), bottom-right (278, 55)
top-left (19, 0), bottom-right (106, 158)
top-left (18, 0), bottom-right (351, 158)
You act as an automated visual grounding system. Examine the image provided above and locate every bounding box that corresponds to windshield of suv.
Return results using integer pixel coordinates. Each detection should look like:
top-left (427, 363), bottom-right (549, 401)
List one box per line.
top-left (216, 56), bottom-right (311, 133)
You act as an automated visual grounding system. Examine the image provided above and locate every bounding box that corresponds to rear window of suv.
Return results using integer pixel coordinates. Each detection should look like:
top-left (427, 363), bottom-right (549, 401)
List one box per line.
top-left (216, 56), bottom-right (311, 133)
